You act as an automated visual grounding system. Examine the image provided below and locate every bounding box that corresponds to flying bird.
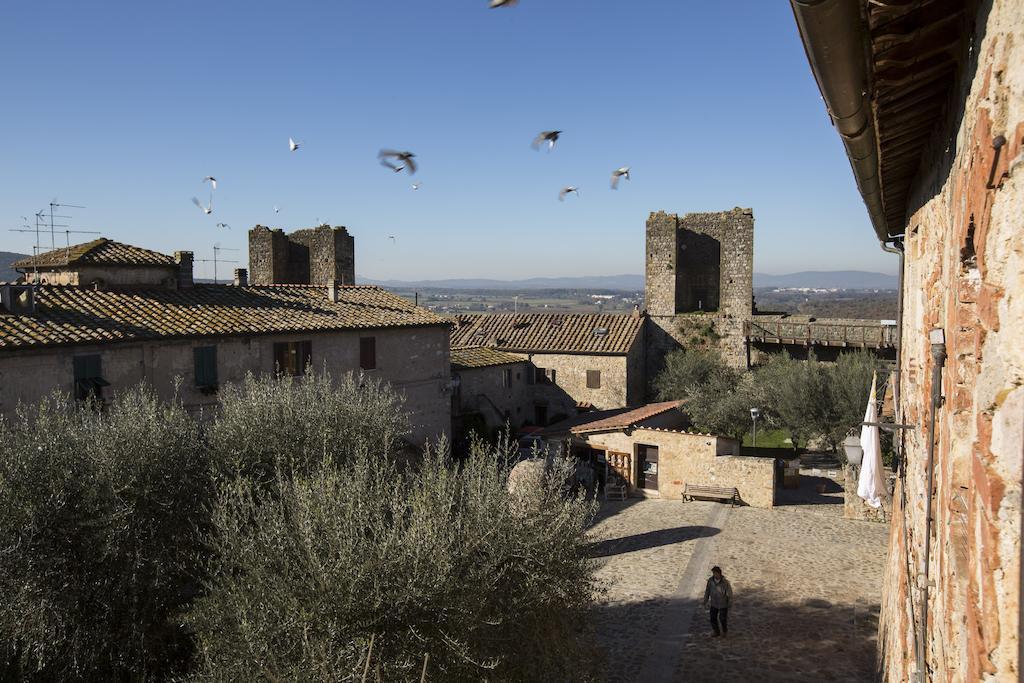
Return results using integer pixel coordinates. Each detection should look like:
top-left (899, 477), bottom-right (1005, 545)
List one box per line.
top-left (192, 197), bottom-right (213, 214)
top-left (388, 235), bottom-right (397, 245)
top-left (558, 186), bottom-right (580, 201)
top-left (379, 149), bottom-right (417, 174)
top-left (412, 182), bottom-right (422, 191)
top-left (289, 137), bottom-right (300, 152)
top-left (202, 176), bottom-right (217, 190)
top-left (273, 205), bottom-right (281, 214)
top-left (532, 130), bottom-right (561, 152)
top-left (216, 222), bottom-right (231, 230)
top-left (489, 0), bottom-right (518, 6)
top-left (610, 167), bottom-right (631, 190)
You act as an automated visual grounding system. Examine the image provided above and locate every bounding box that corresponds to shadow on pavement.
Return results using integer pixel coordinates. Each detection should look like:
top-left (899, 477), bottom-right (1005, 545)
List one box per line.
top-left (588, 525), bottom-right (720, 558)
top-left (776, 474), bottom-right (845, 507)
top-left (591, 587), bottom-right (881, 683)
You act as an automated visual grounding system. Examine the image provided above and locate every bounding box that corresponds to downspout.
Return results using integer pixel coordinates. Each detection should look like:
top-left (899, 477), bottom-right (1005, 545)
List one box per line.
top-left (880, 238), bottom-right (904, 440)
top-left (920, 332), bottom-right (947, 679)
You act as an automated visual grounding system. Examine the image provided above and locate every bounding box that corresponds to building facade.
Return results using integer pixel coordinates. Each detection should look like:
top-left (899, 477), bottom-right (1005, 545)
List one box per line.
top-left (450, 312), bottom-right (646, 421)
top-left (450, 346), bottom-right (532, 436)
top-left (3, 236), bottom-right (450, 447)
top-left (794, 1), bottom-right (1022, 679)
top-left (249, 224), bottom-right (356, 286)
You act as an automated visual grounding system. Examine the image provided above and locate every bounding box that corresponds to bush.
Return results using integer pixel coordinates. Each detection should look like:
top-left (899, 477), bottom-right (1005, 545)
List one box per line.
top-left (208, 370), bottom-right (409, 483)
top-left (0, 387), bottom-right (212, 680)
top-left (189, 439), bottom-right (599, 681)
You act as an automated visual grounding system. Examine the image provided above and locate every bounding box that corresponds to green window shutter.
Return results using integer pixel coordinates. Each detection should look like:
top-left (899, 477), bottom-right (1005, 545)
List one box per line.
top-left (194, 346), bottom-right (218, 387)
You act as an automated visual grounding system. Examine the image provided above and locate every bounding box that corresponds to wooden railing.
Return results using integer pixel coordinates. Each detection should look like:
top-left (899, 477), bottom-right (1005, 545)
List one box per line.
top-left (744, 320), bottom-right (896, 348)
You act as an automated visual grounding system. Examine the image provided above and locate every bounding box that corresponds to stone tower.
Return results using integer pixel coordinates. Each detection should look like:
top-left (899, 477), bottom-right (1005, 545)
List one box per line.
top-left (644, 207), bottom-right (754, 378)
top-left (248, 225), bottom-right (355, 286)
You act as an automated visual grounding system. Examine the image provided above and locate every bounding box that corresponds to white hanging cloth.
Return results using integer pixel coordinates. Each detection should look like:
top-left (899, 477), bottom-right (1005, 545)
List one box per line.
top-left (857, 372), bottom-right (885, 508)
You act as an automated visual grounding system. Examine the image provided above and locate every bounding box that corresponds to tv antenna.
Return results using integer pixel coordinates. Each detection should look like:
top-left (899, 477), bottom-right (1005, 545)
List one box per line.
top-left (194, 244), bottom-right (239, 284)
top-left (49, 200), bottom-right (86, 250)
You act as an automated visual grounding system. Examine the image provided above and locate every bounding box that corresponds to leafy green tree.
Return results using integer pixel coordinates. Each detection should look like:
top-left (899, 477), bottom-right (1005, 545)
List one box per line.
top-left (684, 371), bottom-right (758, 440)
top-left (0, 387), bottom-right (212, 680)
top-left (754, 353), bottom-right (830, 451)
top-left (821, 351), bottom-right (889, 453)
top-left (654, 348), bottom-right (733, 401)
top-left (191, 436), bottom-right (599, 681)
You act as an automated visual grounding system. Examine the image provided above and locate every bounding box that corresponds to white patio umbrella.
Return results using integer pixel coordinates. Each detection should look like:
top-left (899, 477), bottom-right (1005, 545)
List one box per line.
top-left (857, 372), bottom-right (885, 508)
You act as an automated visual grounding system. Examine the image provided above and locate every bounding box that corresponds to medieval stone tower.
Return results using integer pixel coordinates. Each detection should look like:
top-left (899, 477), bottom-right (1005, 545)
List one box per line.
top-left (644, 207), bottom-right (754, 378)
top-left (248, 225), bottom-right (355, 286)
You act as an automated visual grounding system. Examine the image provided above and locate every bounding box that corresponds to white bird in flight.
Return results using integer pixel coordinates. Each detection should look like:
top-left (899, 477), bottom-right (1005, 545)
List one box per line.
top-left (192, 197), bottom-right (213, 214)
top-left (412, 182), bottom-right (422, 191)
top-left (611, 167), bottom-right (631, 190)
top-left (273, 205), bottom-right (281, 214)
top-left (559, 186), bottom-right (580, 201)
top-left (289, 137), bottom-right (301, 152)
top-left (379, 149), bottom-right (417, 174)
top-left (216, 222), bottom-right (231, 230)
top-left (203, 176), bottom-right (217, 190)
top-left (489, 0), bottom-right (518, 7)
top-left (532, 130), bottom-right (561, 152)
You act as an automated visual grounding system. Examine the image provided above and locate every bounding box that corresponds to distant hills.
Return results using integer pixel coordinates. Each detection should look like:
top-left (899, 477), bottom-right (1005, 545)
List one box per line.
top-left (360, 270), bottom-right (898, 291)
top-left (1, 252), bottom-right (28, 282)
top-left (753, 270), bottom-right (898, 289)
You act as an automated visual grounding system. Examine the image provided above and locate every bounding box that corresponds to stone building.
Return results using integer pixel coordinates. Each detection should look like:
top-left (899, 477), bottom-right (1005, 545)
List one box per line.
top-left (644, 207), bottom-right (754, 374)
top-left (450, 312), bottom-right (646, 423)
top-left (794, 0), bottom-right (1022, 679)
top-left (450, 346), bottom-right (532, 437)
top-left (543, 402), bottom-right (776, 508)
top-left (249, 224), bottom-right (355, 286)
top-left (2, 237), bottom-right (450, 446)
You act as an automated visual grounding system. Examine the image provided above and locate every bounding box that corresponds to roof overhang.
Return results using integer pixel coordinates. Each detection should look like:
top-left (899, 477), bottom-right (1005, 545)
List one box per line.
top-left (790, 0), bottom-right (974, 242)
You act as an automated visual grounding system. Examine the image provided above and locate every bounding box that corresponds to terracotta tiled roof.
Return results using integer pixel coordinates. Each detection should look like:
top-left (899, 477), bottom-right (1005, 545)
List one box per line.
top-left (449, 313), bottom-right (643, 355)
top-left (0, 284), bottom-right (447, 350)
top-left (11, 238), bottom-right (177, 269)
top-left (541, 401), bottom-right (683, 436)
top-left (451, 346), bottom-right (526, 370)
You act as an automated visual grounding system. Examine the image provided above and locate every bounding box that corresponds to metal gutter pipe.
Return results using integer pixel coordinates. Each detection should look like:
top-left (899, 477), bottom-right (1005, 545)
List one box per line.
top-left (790, 0), bottom-right (892, 242)
top-left (920, 332), bottom-right (947, 679)
top-left (880, 238), bottom-right (904, 436)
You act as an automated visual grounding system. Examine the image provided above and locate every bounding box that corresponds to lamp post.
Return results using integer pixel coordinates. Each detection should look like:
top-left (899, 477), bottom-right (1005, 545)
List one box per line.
top-left (750, 408), bottom-right (760, 448)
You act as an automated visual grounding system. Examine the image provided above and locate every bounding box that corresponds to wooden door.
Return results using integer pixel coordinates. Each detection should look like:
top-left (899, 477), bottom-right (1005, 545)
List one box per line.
top-left (637, 444), bottom-right (659, 491)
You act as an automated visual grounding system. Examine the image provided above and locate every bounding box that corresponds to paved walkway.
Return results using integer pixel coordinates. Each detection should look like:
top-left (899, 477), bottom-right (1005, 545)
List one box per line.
top-left (589, 497), bottom-right (888, 682)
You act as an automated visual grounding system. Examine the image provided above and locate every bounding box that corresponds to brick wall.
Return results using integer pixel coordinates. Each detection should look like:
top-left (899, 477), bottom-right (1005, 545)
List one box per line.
top-left (878, 1), bottom-right (1023, 680)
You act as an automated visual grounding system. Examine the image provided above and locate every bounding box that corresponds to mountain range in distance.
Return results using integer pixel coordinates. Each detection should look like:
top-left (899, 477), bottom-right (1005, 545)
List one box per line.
top-left (0, 250), bottom-right (897, 291)
top-left (360, 270), bottom-right (899, 291)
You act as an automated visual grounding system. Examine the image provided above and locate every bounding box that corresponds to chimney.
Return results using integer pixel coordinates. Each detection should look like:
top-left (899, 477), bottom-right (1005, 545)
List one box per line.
top-left (233, 268), bottom-right (248, 287)
top-left (632, 304), bottom-right (641, 318)
top-left (175, 251), bottom-right (194, 288)
top-left (326, 279), bottom-right (341, 302)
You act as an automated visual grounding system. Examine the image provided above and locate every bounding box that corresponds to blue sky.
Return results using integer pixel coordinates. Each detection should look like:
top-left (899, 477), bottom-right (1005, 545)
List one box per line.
top-left (0, 1), bottom-right (896, 281)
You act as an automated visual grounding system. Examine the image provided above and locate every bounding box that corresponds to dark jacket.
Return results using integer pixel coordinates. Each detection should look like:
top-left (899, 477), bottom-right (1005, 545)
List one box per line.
top-left (703, 576), bottom-right (733, 609)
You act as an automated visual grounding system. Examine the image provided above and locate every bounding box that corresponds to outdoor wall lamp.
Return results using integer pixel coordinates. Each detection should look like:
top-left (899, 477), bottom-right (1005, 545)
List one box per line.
top-left (843, 434), bottom-right (863, 468)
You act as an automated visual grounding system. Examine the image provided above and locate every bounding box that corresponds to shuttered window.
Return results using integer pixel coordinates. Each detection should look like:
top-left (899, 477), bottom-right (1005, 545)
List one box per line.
top-left (586, 370), bottom-right (601, 389)
top-left (73, 354), bottom-right (109, 401)
top-left (274, 340), bottom-right (312, 376)
top-left (502, 368), bottom-right (512, 387)
top-left (360, 337), bottom-right (376, 370)
top-left (194, 346), bottom-right (218, 388)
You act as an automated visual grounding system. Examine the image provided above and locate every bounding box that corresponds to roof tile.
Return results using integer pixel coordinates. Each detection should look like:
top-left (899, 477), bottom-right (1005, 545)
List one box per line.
top-left (449, 313), bottom-right (643, 355)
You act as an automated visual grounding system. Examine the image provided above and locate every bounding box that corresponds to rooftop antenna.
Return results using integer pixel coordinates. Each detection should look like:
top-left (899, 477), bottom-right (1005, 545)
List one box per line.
top-left (49, 200), bottom-right (86, 250)
top-left (194, 244), bottom-right (240, 284)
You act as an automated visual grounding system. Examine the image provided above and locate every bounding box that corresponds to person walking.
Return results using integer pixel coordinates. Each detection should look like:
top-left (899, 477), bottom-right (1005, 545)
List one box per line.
top-left (703, 566), bottom-right (733, 637)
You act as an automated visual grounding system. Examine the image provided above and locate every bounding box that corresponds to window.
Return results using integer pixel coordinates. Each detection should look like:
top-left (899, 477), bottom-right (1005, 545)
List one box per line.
top-left (587, 369), bottom-right (601, 389)
top-left (194, 346), bottom-right (218, 390)
top-left (73, 354), bottom-right (109, 401)
top-left (502, 368), bottom-right (512, 388)
top-left (534, 366), bottom-right (546, 384)
top-left (360, 337), bottom-right (376, 370)
top-left (546, 368), bottom-right (557, 384)
top-left (274, 340), bottom-right (312, 376)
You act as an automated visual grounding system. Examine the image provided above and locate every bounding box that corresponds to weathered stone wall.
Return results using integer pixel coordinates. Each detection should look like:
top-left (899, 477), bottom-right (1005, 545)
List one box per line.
top-left (584, 427), bottom-right (775, 507)
top-left (22, 264), bottom-right (181, 288)
top-left (0, 325), bottom-right (451, 447)
top-left (527, 352), bottom-right (634, 414)
top-left (248, 225), bottom-right (355, 286)
top-left (644, 208), bottom-right (754, 377)
top-left (454, 359), bottom-right (532, 430)
top-left (878, 2), bottom-right (1023, 680)
top-left (842, 465), bottom-right (889, 523)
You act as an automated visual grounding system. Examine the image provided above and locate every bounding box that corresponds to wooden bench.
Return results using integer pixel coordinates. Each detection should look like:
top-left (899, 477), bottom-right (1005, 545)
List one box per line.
top-left (682, 484), bottom-right (740, 507)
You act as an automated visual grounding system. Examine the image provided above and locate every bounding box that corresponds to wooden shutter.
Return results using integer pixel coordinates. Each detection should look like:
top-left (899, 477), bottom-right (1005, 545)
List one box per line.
top-left (360, 337), bottom-right (376, 370)
top-left (194, 346), bottom-right (218, 387)
top-left (587, 370), bottom-right (601, 389)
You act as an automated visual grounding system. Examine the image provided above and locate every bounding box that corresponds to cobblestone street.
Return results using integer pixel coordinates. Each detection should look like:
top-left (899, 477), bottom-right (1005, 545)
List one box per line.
top-left (589, 497), bottom-right (889, 682)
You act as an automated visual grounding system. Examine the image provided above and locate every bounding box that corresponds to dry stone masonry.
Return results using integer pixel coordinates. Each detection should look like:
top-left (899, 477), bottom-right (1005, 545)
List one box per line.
top-left (249, 224), bottom-right (355, 286)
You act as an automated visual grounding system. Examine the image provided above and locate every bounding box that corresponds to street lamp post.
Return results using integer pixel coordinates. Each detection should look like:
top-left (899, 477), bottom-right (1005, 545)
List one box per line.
top-left (750, 407), bottom-right (760, 449)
